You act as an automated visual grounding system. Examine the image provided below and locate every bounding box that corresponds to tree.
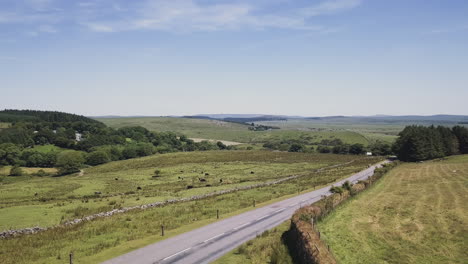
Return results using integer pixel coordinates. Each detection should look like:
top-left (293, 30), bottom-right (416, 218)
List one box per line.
top-left (122, 145), bottom-right (138, 159)
top-left (369, 141), bottom-right (392, 156)
top-left (0, 143), bottom-right (22, 165)
top-left (56, 151), bottom-right (85, 175)
top-left (289, 143), bottom-right (304, 152)
top-left (217, 141), bottom-right (227, 150)
top-left (9, 166), bottom-right (23, 176)
top-left (317, 146), bottom-right (331, 153)
top-left (393, 126), bottom-right (447, 161)
top-left (86, 151), bottom-right (110, 166)
top-left (452, 126), bottom-right (468, 154)
top-left (332, 144), bottom-right (350, 154)
top-left (349, 144), bottom-right (365, 155)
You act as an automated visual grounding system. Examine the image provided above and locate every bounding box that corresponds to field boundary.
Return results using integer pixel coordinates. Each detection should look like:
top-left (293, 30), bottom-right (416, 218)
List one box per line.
top-left (0, 160), bottom-right (357, 239)
top-left (286, 161), bottom-right (398, 264)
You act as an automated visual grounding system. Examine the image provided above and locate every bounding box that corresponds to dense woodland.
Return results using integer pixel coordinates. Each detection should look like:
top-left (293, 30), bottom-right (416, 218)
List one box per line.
top-left (0, 110), bottom-right (228, 175)
top-left (392, 125), bottom-right (468, 161)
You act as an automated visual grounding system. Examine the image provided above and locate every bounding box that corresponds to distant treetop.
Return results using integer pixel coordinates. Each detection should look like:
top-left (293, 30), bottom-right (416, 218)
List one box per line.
top-left (0, 109), bottom-right (102, 124)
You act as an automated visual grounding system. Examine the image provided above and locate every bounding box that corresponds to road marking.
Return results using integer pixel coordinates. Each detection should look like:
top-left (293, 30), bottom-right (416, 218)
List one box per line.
top-left (203, 233), bottom-right (225, 243)
top-left (274, 208), bottom-right (285, 213)
top-left (162, 247), bottom-right (192, 261)
top-left (257, 214), bottom-right (269, 221)
top-left (301, 199), bottom-right (307, 202)
top-left (233, 222), bottom-right (250, 231)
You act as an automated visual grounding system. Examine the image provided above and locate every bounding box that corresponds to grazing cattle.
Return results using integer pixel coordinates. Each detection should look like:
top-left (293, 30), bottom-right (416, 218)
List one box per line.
top-left (199, 178), bottom-right (206, 182)
top-left (205, 173), bottom-right (210, 176)
top-left (250, 171), bottom-right (255, 174)
top-left (137, 186), bottom-right (142, 190)
top-left (205, 184), bottom-right (212, 187)
top-left (95, 191), bottom-right (102, 195)
top-left (187, 185), bottom-right (194, 189)
top-left (219, 179), bottom-right (223, 183)
top-left (115, 178), bottom-right (119, 181)
top-left (34, 192), bottom-right (38, 196)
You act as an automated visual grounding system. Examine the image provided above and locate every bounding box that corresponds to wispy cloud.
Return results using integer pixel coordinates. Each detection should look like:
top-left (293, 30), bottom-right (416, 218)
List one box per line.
top-left (0, 0), bottom-right (363, 35)
top-left (81, 0), bottom-right (363, 33)
top-left (428, 24), bottom-right (468, 34)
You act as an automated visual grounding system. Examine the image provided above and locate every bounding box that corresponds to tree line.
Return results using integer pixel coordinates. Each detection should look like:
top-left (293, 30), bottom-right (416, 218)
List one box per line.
top-left (0, 110), bottom-right (230, 175)
top-left (392, 125), bottom-right (468, 161)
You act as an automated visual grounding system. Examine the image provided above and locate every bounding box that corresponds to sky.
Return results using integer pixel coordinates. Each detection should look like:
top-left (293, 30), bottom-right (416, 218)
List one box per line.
top-left (1, 0), bottom-right (467, 117)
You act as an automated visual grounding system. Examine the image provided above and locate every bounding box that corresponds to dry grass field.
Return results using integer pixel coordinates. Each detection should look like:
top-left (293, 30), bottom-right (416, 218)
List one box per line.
top-left (318, 155), bottom-right (468, 264)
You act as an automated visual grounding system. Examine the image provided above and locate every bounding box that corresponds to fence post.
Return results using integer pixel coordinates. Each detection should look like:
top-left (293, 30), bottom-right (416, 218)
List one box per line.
top-left (69, 252), bottom-right (73, 264)
top-left (253, 200), bottom-right (256, 207)
top-left (161, 225), bottom-right (164, 236)
top-left (216, 209), bottom-right (219, 219)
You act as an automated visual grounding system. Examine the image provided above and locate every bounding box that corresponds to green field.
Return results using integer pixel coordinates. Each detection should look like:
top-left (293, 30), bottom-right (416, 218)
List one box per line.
top-left (0, 151), bottom-right (381, 264)
top-left (318, 155), bottom-right (468, 263)
top-left (97, 117), bottom-right (372, 145)
top-left (257, 119), bottom-right (401, 144)
top-left (0, 151), bottom-right (380, 230)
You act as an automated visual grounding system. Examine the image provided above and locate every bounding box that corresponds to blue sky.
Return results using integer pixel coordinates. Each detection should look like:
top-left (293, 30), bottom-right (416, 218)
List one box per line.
top-left (1, 0), bottom-right (467, 116)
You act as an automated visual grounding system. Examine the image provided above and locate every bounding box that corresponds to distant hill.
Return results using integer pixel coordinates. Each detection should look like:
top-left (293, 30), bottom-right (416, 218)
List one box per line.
top-left (302, 115), bottom-right (468, 124)
top-left (0, 109), bottom-right (103, 124)
top-left (178, 114), bottom-right (468, 125)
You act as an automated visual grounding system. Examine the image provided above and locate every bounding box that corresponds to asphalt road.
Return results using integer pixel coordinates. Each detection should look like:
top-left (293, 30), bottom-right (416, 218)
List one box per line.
top-left (103, 161), bottom-right (387, 264)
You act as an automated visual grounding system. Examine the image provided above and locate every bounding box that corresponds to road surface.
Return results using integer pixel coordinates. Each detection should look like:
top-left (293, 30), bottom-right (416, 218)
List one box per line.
top-left (103, 161), bottom-right (387, 264)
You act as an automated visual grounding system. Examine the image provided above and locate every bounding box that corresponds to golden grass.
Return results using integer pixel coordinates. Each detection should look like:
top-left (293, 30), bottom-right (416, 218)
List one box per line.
top-left (318, 155), bottom-right (468, 264)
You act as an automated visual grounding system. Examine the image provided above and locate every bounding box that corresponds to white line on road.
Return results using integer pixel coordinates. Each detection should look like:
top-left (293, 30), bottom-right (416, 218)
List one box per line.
top-left (162, 247), bottom-right (192, 261)
top-left (203, 233), bottom-right (225, 243)
top-left (256, 214), bottom-right (270, 221)
top-left (274, 208), bottom-right (285, 213)
top-left (233, 222), bottom-right (250, 231)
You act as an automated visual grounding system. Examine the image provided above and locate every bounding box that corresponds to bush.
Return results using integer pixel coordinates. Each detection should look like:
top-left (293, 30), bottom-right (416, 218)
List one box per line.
top-left (289, 143), bottom-right (304, 152)
top-left (86, 151), bottom-right (110, 166)
top-left (56, 151), bottom-right (85, 175)
top-left (330, 186), bottom-right (344, 194)
top-left (9, 166), bottom-right (23, 176)
top-left (342, 180), bottom-right (352, 191)
top-left (34, 169), bottom-right (49, 177)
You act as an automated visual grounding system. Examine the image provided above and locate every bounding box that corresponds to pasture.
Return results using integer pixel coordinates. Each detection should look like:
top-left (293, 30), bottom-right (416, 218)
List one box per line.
top-left (318, 155), bottom-right (468, 263)
top-left (97, 117), bottom-right (372, 145)
top-left (256, 119), bottom-right (401, 144)
top-left (0, 151), bottom-right (381, 264)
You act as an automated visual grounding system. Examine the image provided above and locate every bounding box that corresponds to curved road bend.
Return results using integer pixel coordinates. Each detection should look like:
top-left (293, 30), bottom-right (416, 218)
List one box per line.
top-left (103, 161), bottom-right (388, 264)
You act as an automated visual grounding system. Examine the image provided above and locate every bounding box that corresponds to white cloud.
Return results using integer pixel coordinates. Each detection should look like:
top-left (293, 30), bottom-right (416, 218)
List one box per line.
top-left (83, 0), bottom-right (363, 33)
top-left (0, 0), bottom-right (363, 34)
top-left (300, 0), bottom-right (362, 16)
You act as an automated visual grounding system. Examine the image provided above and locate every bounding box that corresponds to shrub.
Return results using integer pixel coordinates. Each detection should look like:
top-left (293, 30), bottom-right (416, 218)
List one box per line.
top-left (56, 151), bottom-right (85, 175)
top-left (342, 180), bottom-right (352, 191)
top-left (34, 169), bottom-right (49, 177)
top-left (86, 151), bottom-right (110, 166)
top-left (330, 186), bottom-right (344, 194)
top-left (9, 166), bottom-right (23, 176)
